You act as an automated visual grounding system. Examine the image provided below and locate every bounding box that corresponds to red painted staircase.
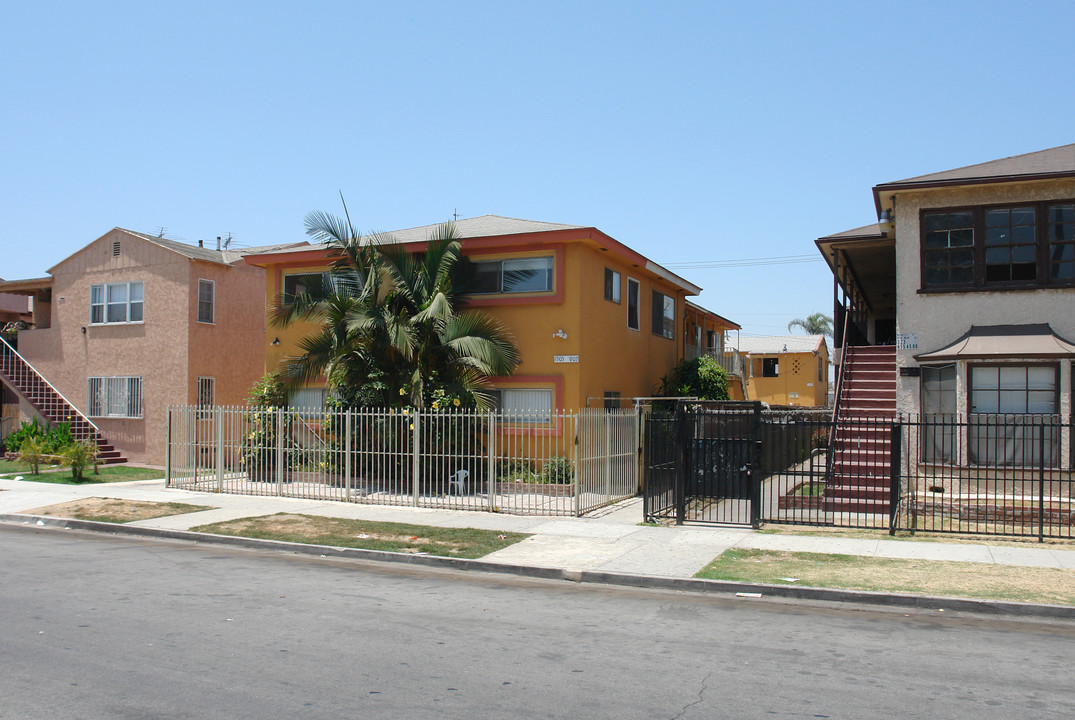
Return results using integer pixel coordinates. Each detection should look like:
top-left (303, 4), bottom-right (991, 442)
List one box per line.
top-left (0, 338), bottom-right (126, 464)
top-left (825, 345), bottom-right (896, 514)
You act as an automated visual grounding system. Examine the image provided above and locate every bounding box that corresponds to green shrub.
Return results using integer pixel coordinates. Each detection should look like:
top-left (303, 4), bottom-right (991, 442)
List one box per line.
top-left (4, 418), bottom-right (44, 454)
top-left (540, 456), bottom-right (574, 484)
top-left (62, 440), bottom-right (99, 481)
top-left (17, 435), bottom-right (47, 475)
top-left (498, 459), bottom-right (538, 483)
top-left (45, 423), bottom-right (74, 453)
top-left (656, 356), bottom-right (730, 402)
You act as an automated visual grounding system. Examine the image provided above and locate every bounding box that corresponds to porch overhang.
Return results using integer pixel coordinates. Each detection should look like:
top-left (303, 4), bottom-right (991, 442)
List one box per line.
top-left (815, 224), bottom-right (895, 318)
top-left (915, 324), bottom-right (1075, 360)
top-left (0, 277), bottom-right (53, 295)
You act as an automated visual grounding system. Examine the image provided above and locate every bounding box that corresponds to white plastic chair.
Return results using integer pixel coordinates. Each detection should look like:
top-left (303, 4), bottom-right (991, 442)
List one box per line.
top-left (448, 469), bottom-right (469, 495)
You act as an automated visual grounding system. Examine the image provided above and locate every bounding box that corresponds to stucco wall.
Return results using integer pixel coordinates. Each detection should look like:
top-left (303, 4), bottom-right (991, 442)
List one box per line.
top-left (257, 237), bottom-right (695, 410)
top-left (744, 348), bottom-right (828, 407)
top-left (187, 260), bottom-right (267, 407)
top-left (893, 178), bottom-right (1075, 421)
top-left (577, 244), bottom-right (683, 405)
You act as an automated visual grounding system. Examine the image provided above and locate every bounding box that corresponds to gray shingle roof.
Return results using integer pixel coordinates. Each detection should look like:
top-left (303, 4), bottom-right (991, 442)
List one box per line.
top-left (817, 223), bottom-right (883, 242)
top-left (121, 229), bottom-right (308, 265)
top-left (727, 335), bottom-right (826, 355)
top-left (877, 143), bottom-right (1075, 189)
top-left (382, 215), bottom-right (586, 244)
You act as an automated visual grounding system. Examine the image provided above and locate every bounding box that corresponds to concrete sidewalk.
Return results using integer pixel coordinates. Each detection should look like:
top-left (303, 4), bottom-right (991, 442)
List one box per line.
top-left (3, 474), bottom-right (1075, 576)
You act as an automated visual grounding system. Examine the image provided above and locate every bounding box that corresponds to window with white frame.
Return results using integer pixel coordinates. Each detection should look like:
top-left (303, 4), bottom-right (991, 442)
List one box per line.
top-left (604, 268), bottom-right (621, 303)
top-left (90, 282), bottom-right (143, 324)
top-left (88, 376), bottom-right (142, 418)
top-left (490, 388), bottom-right (553, 422)
top-left (472, 256), bottom-right (554, 294)
top-left (197, 279), bottom-right (214, 323)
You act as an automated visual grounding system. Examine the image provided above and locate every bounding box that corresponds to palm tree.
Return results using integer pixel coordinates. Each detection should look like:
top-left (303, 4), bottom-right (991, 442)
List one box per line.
top-left (272, 201), bottom-right (520, 409)
top-left (787, 312), bottom-right (833, 338)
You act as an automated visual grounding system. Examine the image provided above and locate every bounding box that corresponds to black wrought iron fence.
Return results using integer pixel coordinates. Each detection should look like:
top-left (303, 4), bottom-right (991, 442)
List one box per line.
top-left (644, 404), bottom-right (1075, 540)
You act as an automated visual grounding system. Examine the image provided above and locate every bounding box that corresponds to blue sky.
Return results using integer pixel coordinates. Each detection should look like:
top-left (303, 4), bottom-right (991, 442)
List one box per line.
top-left (2, 1), bottom-right (1073, 336)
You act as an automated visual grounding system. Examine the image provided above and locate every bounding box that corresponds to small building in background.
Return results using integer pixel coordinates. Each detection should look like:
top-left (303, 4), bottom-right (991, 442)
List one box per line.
top-left (727, 335), bottom-right (829, 407)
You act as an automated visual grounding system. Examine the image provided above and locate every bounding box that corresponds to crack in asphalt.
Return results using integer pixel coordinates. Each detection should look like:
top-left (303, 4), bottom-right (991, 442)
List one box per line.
top-left (670, 671), bottom-right (712, 720)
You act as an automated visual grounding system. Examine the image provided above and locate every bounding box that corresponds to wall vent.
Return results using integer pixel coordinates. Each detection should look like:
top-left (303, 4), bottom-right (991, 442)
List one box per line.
top-left (112, 241), bottom-right (121, 257)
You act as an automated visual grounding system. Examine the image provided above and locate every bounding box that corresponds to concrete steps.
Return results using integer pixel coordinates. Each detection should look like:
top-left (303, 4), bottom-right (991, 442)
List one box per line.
top-left (0, 342), bottom-right (126, 464)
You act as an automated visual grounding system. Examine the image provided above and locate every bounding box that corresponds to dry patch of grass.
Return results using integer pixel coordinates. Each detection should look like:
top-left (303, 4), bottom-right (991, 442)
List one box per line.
top-left (193, 512), bottom-right (528, 559)
top-left (26, 497), bottom-right (214, 524)
top-left (697, 548), bottom-right (1075, 605)
top-left (760, 523), bottom-right (1075, 550)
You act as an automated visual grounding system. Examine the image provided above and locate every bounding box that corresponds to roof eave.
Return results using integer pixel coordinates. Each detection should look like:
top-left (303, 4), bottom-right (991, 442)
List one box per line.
top-left (872, 170), bottom-right (1075, 215)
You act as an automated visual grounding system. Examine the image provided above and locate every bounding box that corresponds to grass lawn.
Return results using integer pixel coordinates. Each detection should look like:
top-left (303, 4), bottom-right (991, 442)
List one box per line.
top-left (27, 497), bottom-right (214, 523)
top-left (12, 465), bottom-right (165, 484)
top-left (760, 523), bottom-right (1075, 550)
top-left (193, 512), bottom-right (528, 559)
top-left (0, 459), bottom-right (44, 474)
top-left (696, 548), bottom-right (1075, 606)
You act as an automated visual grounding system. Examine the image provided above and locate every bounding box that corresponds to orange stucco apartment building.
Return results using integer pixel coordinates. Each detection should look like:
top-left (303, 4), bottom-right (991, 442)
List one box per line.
top-left (247, 216), bottom-right (738, 414)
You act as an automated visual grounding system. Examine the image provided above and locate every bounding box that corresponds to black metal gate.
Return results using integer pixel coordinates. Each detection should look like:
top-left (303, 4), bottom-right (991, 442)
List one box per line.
top-left (643, 402), bottom-right (762, 526)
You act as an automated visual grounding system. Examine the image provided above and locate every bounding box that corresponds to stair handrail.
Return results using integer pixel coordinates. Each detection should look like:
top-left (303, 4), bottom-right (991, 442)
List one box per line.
top-left (823, 300), bottom-right (853, 486)
top-left (0, 335), bottom-right (101, 436)
top-left (829, 299), bottom-right (852, 429)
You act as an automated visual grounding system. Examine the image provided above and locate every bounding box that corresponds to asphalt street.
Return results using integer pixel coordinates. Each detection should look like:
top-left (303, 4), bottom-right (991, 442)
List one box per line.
top-left (2, 525), bottom-right (1074, 720)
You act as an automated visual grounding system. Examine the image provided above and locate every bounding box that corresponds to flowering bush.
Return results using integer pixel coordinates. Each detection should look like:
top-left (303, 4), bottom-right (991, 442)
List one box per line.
top-left (241, 372), bottom-right (291, 481)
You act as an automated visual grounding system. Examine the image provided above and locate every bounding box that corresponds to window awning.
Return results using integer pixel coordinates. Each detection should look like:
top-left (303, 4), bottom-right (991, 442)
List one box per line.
top-left (915, 324), bottom-right (1075, 360)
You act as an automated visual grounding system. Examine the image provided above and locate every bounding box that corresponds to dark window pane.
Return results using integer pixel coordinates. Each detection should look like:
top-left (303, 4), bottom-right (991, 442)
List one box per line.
top-left (627, 281), bottom-right (639, 329)
top-left (950, 266), bottom-right (973, 283)
top-left (925, 267), bottom-right (948, 284)
top-left (986, 247), bottom-right (1010, 264)
top-left (1012, 245), bottom-right (1036, 264)
top-left (924, 214), bottom-right (948, 233)
top-left (1050, 244), bottom-right (1075, 261)
top-left (471, 262), bottom-right (501, 293)
top-left (950, 228), bottom-right (974, 246)
top-left (1013, 225), bottom-right (1035, 244)
top-left (1048, 204), bottom-right (1075, 223)
top-left (950, 211), bottom-right (973, 228)
top-left (651, 291), bottom-right (662, 335)
top-left (1011, 263), bottom-right (1036, 282)
top-left (985, 226), bottom-right (1007, 245)
top-left (1011, 207), bottom-right (1036, 226)
top-left (924, 251), bottom-right (947, 269)
top-left (924, 231), bottom-right (949, 249)
top-left (1052, 262), bottom-right (1075, 280)
top-left (985, 209), bottom-right (1008, 227)
top-left (951, 248), bottom-right (974, 266)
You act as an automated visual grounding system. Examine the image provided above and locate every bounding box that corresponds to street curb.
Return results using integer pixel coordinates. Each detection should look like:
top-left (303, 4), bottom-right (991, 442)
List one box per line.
top-left (3, 513), bottom-right (1074, 620)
